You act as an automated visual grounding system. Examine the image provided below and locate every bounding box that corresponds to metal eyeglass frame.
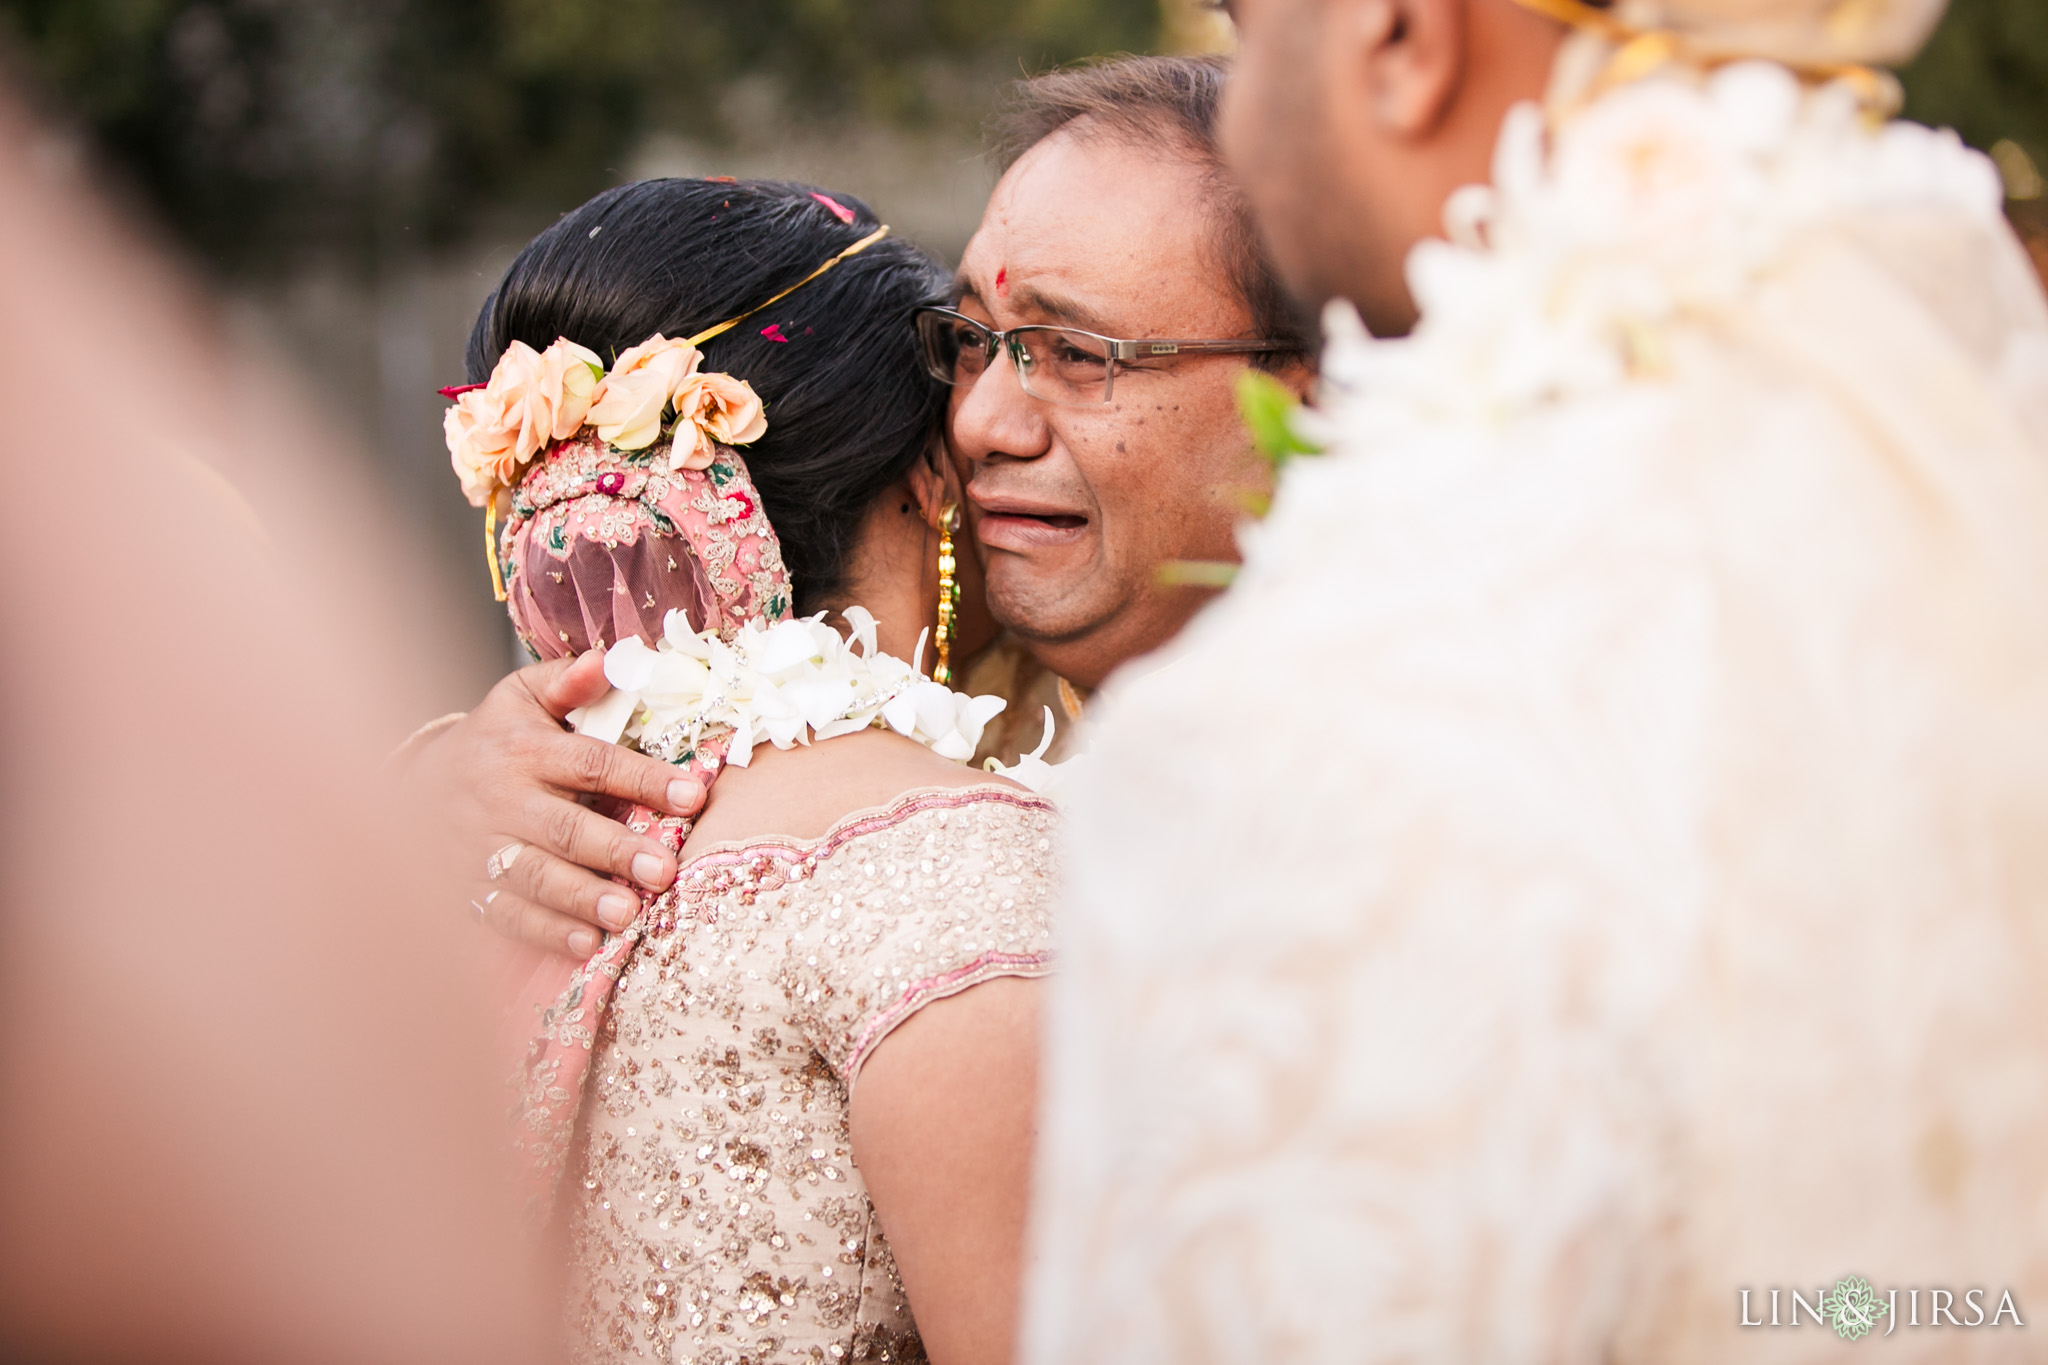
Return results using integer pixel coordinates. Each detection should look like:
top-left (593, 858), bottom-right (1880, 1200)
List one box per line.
top-left (914, 305), bottom-right (1293, 407)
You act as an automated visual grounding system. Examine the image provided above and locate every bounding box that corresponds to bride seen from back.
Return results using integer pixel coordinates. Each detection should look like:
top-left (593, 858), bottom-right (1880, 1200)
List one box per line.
top-left (448, 177), bottom-right (1056, 1365)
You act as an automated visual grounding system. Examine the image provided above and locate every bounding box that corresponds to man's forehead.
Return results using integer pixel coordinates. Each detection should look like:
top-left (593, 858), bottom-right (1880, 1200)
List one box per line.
top-left (956, 127), bottom-right (1239, 334)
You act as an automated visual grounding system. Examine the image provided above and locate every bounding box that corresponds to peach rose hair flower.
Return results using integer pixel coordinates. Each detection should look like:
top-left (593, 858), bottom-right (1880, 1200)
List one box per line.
top-left (445, 337), bottom-right (604, 507)
top-left (587, 335), bottom-right (702, 451)
top-left (444, 332), bottom-right (769, 505)
top-left (669, 370), bottom-right (768, 471)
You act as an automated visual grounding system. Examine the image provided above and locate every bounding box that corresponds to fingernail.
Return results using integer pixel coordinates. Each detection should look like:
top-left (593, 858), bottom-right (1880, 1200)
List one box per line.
top-left (667, 778), bottom-right (699, 813)
top-left (597, 892), bottom-right (636, 930)
top-left (567, 928), bottom-right (599, 957)
top-left (632, 853), bottom-right (669, 889)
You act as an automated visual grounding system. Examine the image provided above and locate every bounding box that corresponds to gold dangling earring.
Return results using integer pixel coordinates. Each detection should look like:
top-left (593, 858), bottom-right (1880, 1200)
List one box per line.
top-left (933, 501), bottom-right (961, 685)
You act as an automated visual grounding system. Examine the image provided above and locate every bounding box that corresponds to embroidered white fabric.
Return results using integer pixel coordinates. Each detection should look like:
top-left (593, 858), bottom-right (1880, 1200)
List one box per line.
top-left (1024, 65), bottom-right (2048, 1365)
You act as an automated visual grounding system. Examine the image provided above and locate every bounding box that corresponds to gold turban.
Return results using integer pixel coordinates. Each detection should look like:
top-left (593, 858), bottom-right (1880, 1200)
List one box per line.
top-left (1513, 0), bottom-right (1949, 70)
top-left (1603, 0), bottom-right (1946, 68)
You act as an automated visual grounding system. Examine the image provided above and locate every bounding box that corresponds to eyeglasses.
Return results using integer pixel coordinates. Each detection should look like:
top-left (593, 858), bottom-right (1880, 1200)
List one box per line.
top-left (914, 305), bottom-right (1292, 407)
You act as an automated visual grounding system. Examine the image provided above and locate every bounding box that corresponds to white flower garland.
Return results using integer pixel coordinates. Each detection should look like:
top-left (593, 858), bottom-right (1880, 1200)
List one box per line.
top-left (567, 606), bottom-right (1067, 793)
top-left (1309, 61), bottom-right (2007, 434)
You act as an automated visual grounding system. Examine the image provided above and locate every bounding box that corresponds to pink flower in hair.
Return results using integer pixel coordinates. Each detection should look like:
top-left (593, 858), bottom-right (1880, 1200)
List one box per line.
top-left (443, 338), bottom-right (606, 505)
top-left (588, 335), bottom-right (702, 450)
top-left (445, 381), bottom-right (526, 507)
top-left (670, 370), bottom-right (767, 472)
top-left (529, 338), bottom-right (606, 442)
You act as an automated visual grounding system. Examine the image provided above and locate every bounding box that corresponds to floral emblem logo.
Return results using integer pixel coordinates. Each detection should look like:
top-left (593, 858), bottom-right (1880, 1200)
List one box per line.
top-left (1824, 1275), bottom-right (1889, 1341)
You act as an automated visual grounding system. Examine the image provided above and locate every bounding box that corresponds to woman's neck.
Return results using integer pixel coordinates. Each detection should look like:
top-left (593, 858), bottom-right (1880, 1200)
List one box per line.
top-left (822, 481), bottom-right (940, 670)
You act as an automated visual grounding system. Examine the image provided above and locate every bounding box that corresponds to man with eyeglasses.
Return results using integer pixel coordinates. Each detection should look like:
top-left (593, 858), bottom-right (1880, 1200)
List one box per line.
top-left (927, 56), bottom-right (1311, 766)
top-left (422, 53), bottom-right (1313, 958)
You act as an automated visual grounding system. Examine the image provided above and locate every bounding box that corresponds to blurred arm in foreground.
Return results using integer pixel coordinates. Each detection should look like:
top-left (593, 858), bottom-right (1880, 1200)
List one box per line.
top-left (0, 86), bottom-right (553, 1365)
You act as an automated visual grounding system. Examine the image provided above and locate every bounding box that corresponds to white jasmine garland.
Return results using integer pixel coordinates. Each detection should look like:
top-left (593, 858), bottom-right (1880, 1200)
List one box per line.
top-left (982, 706), bottom-right (1090, 800)
top-left (1304, 61), bottom-right (2007, 437)
top-left (568, 605), bottom-right (1069, 792)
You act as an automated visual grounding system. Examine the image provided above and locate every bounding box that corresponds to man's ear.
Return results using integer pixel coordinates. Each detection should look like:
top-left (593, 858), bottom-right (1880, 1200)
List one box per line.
top-left (1346, 0), bottom-right (1467, 138)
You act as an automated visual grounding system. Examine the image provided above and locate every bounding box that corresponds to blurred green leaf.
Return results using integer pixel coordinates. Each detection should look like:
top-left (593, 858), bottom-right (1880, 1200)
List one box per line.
top-left (1236, 368), bottom-right (1321, 469)
top-left (1156, 559), bottom-right (1238, 587)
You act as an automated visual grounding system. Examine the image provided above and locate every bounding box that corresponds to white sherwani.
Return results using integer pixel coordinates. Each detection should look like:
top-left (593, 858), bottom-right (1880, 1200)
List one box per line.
top-left (1024, 55), bottom-right (2048, 1365)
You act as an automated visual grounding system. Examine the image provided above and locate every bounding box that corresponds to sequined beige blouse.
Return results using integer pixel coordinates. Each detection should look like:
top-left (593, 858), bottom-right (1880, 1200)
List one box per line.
top-left (563, 784), bottom-right (1057, 1365)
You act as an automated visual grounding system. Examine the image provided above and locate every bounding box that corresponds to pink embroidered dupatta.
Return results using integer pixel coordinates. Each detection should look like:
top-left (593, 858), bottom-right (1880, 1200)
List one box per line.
top-left (490, 433), bottom-right (792, 1214)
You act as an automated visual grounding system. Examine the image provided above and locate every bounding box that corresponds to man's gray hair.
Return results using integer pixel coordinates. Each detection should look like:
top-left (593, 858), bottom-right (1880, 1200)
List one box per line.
top-left (990, 55), bottom-right (1309, 364)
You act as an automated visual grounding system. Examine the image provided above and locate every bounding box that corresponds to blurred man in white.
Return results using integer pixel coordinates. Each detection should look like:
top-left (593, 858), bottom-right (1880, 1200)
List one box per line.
top-left (1025, 1), bottom-right (2048, 1360)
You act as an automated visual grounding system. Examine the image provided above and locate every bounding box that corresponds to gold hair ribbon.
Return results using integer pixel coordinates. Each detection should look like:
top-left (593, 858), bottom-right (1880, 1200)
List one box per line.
top-left (485, 497), bottom-right (507, 602)
top-left (686, 225), bottom-right (893, 348)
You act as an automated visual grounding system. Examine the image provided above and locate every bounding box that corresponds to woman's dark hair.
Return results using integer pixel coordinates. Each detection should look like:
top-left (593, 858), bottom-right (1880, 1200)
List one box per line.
top-left (466, 178), bottom-right (949, 610)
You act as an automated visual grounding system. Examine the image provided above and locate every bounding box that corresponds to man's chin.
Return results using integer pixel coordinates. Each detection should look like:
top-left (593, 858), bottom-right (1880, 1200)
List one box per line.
top-left (983, 563), bottom-right (1110, 650)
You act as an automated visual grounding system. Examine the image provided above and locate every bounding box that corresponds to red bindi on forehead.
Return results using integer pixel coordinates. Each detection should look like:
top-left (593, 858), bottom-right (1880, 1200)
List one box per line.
top-left (995, 267), bottom-right (1009, 297)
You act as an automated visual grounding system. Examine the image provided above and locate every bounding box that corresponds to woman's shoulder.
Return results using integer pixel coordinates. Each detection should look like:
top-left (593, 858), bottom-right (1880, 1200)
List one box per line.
top-left (679, 774), bottom-right (1058, 896)
top-left (772, 779), bottom-right (1056, 1087)
top-left (680, 726), bottom-right (1042, 855)
top-left (803, 778), bottom-right (1058, 876)
top-left (675, 739), bottom-right (1057, 1089)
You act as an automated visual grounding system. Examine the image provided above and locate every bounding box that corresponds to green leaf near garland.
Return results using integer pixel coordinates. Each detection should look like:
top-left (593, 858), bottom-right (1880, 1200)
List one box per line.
top-left (1236, 369), bottom-right (1322, 468)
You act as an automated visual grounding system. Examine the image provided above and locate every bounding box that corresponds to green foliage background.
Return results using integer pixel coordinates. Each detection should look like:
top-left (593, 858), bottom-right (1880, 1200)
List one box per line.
top-left (1900, 0), bottom-right (2048, 252)
top-left (1902, 0), bottom-right (2048, 163)
top-left (0, 0), bottom-right (1159, 271)
top-left (2, 0), bottom-right (2041, 273)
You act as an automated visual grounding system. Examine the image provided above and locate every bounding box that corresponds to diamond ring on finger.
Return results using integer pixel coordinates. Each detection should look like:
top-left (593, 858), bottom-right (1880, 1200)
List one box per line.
top-left (486, 841), bottom-right (525, 881)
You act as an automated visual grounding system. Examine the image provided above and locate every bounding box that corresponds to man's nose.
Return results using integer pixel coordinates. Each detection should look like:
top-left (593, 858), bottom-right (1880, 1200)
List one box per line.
top-left (951, 345), bottom-right (1051, 465)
